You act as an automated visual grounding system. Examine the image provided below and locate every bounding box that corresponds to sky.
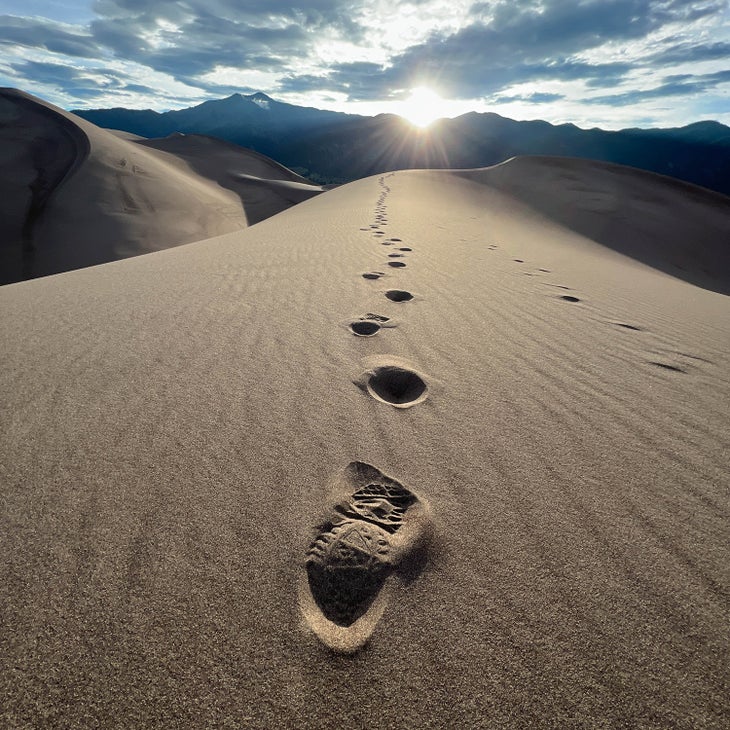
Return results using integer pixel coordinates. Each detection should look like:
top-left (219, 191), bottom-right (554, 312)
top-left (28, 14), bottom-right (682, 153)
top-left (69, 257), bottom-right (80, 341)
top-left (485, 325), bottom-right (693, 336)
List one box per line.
top-left (1, 0), bottom-right (729, 129)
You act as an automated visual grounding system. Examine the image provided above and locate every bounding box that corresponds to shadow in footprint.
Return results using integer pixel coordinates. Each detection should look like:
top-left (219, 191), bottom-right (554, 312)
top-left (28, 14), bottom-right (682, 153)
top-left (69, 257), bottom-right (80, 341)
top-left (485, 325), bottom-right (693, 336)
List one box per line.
top-left (385, 290), bottom-right (413, 302)
top-left (649, 361), bottom-right (686, 373)
top-left (362, 272), bottom-right (385, 280)
top-left (560, 295), bottom-right (581, 302)
top-left (367, 366), bottom-right (426, 407)
top-left (350, 321), bottom-right (381, 337)
top-left (388, 261), bottom-right (406, 268)
top-left (612, 322), bottom-right (643, 331)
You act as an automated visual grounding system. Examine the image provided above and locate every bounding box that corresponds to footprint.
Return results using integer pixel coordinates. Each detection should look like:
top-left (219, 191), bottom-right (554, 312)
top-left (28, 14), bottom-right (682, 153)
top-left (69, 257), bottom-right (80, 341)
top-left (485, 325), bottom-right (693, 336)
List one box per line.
top-left (514, 259), bottom-right (524, 263)
top-left (611, 322), bottom-right (643, 331)
top-left (649, 361), bottom-right (686, 373)
top-left (560, 295), bottom-right (580, 303)
top-left (362, 272), bottom-right (385, 280)
top-left (350, 321), bottom-right (381, 337)
top-left (389, 238), bottom-right (402, 242)
top-left (388, 253), bottom-right (405, 258)
top-left (362, 313), bottom-right (390, 322)
top-left (388, 261), bottom-right (406, 268)
top-left (358, 364), bottom-right (428, 408)
top-left (300, 462), bottom-right (432, 653)
top-left (539, 268), bottom-right (551, 273)
top-left (385, 290), bottom-right (413, 302)
top-left (399, 247), bottom-right (412, 252)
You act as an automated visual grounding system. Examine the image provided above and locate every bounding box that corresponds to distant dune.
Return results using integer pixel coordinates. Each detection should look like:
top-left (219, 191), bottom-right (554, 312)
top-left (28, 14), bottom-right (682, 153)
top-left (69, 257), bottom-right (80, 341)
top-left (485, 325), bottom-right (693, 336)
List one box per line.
top-left (457, 156), bottom-right (730, 295)
top-left (139, 132), bottom-right (323, 225)
top-left (0, 89), bottom-right (322, 285)
top-left (1, 151), bottom-right (728, 727)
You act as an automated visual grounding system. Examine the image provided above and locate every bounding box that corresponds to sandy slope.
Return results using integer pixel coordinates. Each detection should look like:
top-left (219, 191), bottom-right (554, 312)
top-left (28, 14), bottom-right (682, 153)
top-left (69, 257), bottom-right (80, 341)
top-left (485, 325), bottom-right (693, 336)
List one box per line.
top-left (0, 90), bottom-right (322, 285)
top-left (1, 159), bottom-right (729, 729)
top-left (138, 133), bottom-right (324, 225)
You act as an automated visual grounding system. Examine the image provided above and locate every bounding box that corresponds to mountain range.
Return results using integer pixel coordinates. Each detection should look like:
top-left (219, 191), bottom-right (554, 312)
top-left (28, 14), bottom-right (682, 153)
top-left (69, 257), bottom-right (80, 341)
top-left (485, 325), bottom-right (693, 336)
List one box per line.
top-left (74, 92), bottom-right (730, 195)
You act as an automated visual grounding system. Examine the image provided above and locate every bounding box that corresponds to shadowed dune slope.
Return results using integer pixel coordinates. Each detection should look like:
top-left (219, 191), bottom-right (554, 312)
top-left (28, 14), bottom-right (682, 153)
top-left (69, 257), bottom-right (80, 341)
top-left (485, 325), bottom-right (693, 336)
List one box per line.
top-left (139, 133), bottom-right (324, 225)
top-left (459, 156), bottom-right (730, 295)
top-left (1, 167), bottom-right (728, 728)
top-left (0, 89), bottom-right (322, 285)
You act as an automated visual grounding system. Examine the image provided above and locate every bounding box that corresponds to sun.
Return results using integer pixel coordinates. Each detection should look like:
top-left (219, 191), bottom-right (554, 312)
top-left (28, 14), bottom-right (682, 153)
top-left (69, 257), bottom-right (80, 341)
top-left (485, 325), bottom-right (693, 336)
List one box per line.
top-left (398, 87), bottom-right (444, 128)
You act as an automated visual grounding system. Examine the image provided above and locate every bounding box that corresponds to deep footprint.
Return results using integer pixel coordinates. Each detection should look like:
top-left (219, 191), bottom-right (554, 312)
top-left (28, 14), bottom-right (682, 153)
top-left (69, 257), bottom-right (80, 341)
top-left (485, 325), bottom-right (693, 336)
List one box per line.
top-left (388, 261), bottom-right (406, 268)
top-left (362, 272), bottom-right (385, 280)
top-left (368, 365), bottom-right (427, 406)
top-left (385, 290), bottom-right (413, 302)
top-left (560, 295), bottom-right (581, 302)
top-left (351, 320), bottom-right (381, 336)
top-left (302, 462), bottom-right (431, 651)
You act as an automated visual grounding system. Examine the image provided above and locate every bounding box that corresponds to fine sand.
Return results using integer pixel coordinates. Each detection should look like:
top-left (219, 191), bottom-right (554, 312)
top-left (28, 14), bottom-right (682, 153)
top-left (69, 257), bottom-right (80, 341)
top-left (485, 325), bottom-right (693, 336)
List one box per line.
top-left (0, 89), bottom-right (322, 285)
top-left (1, 158), bottom-right (729, 728)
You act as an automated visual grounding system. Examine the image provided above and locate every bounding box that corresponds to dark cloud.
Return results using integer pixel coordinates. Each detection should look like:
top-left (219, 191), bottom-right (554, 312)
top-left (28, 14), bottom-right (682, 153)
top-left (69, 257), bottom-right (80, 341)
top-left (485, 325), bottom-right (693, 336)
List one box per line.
top-left (277, 74), bottom-right (337, 94)
top-left (494, 92), bottom-right (566, 104)
top-left (586, 70), bottom-right (730, 104)
top-left (88, 5), bottom-right (315, 83)
top-left (0, 15), bottom-right (99, 58)
top-left (648, 40), bottom-right (730, 64)
top-left (10, 60), bottom-right (120, 88)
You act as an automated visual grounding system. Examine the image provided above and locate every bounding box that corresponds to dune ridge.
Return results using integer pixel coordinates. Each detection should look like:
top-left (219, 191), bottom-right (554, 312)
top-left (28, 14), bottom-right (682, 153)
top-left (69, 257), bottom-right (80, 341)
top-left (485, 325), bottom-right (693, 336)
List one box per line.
top-left (0, 157), bottom-right (728, 728)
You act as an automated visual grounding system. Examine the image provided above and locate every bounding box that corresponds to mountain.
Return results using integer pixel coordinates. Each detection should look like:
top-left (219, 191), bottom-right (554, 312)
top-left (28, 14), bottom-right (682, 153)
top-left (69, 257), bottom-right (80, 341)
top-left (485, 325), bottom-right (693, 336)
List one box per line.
top-left (74, 94), bottom-right (730, 194)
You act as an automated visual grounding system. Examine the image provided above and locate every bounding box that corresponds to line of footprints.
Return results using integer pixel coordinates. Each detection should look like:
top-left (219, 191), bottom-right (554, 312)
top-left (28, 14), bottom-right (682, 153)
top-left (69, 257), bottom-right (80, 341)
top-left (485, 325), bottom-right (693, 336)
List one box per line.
top-left (301, 175), bottom-right (432, 654)
top-left (300, 176), bottom-right (710, 653)
top-left (504, 249), bottom-right (711, 374)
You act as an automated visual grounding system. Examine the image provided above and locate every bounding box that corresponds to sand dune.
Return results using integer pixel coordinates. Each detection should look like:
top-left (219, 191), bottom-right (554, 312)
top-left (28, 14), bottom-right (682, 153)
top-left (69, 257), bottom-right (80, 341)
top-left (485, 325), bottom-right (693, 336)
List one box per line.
top-left (459, 156), bottom-right (730, 295)
top-left (138, 133), bottom-right (324, 225)
top-left (1, 159), bottom-right (729, 728)
top-left (0, 89), bottom-right (321, 285)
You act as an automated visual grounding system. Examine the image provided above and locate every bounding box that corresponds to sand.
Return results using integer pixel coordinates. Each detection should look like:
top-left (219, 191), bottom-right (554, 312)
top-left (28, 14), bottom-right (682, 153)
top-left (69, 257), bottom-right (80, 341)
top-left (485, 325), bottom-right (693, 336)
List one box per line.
top-left (0, 89), bottom-right (322, 285)
top-left (1, 155), bottom-right (729, 728)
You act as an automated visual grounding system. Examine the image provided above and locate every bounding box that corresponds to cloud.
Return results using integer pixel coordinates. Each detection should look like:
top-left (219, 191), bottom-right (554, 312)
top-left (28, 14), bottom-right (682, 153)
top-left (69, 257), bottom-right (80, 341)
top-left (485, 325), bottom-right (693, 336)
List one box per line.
top-left (648, 40), bottom-right (730, 64)
top-left (378, 0), bottom-right (726, 99)
top-left (0, 0), bottom-right (728, 126)
top-left (494, 92), bottom-right (566, 104)
top-left (586, 69), bottom-right (730, 104)
top-left (0, 15), bottom-right (99, 58)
